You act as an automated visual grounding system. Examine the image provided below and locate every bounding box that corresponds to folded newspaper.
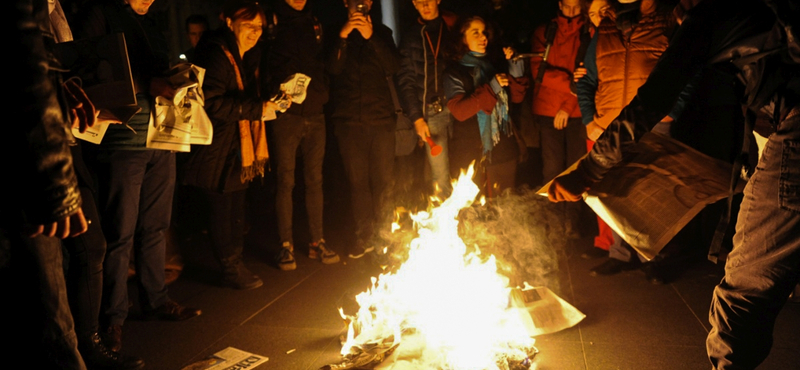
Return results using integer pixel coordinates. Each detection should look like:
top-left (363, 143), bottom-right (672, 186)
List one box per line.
top-left (180, 347), bottom-right (268, 370)
top-left (147, 62), bottom-right (212, 152)
top-left (539, 133), bottom-right (740, 260)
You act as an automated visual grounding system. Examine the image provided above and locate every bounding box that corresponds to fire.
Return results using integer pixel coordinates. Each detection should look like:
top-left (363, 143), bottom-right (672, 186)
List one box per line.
top-left (338, 165), bottom-right (537, 370)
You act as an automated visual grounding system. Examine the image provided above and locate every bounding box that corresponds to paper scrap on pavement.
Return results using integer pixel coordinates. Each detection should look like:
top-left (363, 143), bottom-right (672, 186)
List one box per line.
top-left (179, 347), bottom-right (268, 370)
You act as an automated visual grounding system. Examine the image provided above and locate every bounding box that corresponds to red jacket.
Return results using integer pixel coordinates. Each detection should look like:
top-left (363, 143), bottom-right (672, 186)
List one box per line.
top-left (530, 14), bottom-right (585, 118)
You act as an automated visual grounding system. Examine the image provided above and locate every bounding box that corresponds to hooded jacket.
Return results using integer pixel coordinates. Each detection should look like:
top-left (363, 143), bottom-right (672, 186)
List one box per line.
top-left (530, 13), bottom-right (586, 118)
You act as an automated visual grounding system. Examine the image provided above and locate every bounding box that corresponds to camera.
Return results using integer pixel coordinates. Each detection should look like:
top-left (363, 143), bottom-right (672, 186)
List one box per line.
top-left (348, 0), bottom-right (367, 15)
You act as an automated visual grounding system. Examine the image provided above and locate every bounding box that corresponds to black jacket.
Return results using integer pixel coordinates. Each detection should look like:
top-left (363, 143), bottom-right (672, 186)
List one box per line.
top-left (328, 22), bottom-right (400, 127)
top-left (580, 0), bottom-right (798, 182)
top-left (265, 1), bottom-right (328, 117)
top-left (182, 28), bottom-right (264, 193)
top-left (396, 12), bottom-right (458, 123)
top-left (5, 0), bottom-right (81, 225)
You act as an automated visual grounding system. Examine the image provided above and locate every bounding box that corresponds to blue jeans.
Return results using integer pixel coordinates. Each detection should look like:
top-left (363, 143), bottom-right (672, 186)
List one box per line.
top-left (98, 149), bottom-right (175, 326)
top-left (425, 108), bottom-right (452, 194)
top-left (0, 231), bottom-right (86, 369)
top-left (273, 113), bottom-right (326, 244)
top-left (707, 111), bottom-right (800, 369)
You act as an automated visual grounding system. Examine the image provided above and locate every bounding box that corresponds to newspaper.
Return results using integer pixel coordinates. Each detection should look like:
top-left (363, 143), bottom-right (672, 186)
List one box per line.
top-left (180, 347), bottom-right (268, 370)
top-left (540, 133), bottom-right (739, 260)
top-left (147, 63), bottom-right (212, 152)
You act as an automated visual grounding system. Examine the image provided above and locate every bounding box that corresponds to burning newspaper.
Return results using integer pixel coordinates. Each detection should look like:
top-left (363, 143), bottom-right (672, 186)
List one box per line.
top-left (539, 133), bottom-right (739, 260)
top-left (328, 166), bottom-right (584, 370)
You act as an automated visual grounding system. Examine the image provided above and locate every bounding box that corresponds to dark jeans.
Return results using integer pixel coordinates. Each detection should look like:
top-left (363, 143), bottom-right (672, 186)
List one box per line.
top-left (97, 149), bottom-right (175, 326)
top-left (707, 111), bottom-right (800, 370)
top-left (336, 124), bottom-right (395, 249)
top-left (201, 188), bottom-right (246, 264)
top-left (272, 113), bottom-right (326, 244)
top-left (0, 231), bottom-right (86, 369)
top-left (538, 115), bottom-right (586, 182)
top-left (538, 115), bottom-right (588, 239)
top-left (63, 186), bottom-right (106, 340)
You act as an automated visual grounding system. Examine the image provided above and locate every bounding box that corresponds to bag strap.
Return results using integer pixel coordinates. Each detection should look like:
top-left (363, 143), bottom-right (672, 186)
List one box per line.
top-left (386, 75), bottom-right (403, 115)
top-left (708, 109), bottom-right (754, 263)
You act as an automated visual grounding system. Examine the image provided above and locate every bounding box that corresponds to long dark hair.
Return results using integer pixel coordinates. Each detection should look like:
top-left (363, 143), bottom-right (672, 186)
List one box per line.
top-left (450, 16), bottom-right (494, 61)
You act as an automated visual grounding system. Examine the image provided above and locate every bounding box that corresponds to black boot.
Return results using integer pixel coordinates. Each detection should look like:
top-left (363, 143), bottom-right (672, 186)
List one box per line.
top-left (80, 332), bottom-right (145, 370)
top-left (221, 256), bottom-right (263, 290)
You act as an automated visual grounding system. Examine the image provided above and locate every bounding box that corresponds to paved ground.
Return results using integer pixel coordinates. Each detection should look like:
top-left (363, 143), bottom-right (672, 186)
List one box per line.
top-left (119, 146), bottom-right (800, 370)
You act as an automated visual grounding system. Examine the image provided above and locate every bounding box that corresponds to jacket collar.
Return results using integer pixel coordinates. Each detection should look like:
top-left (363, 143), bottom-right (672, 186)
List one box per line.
top-left (555, 12), bottom-right (585, 35)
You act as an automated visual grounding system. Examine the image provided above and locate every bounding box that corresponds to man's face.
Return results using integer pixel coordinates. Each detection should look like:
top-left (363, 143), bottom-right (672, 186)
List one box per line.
top-left (588, 0), bottom-right (609, 27)
top-left (187, 23), bottom-right (206, 48)
top-left (285, 0), bottom-right (307, 11)
top-left (413, 0), bottom-right (440, 21)
top-left (558, 0), bottom-right (582, 18)
top-left (126, 0), bottom-right (154, 16)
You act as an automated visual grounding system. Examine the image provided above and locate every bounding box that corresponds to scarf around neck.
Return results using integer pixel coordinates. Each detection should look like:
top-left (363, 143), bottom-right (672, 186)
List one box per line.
top-left (459, 51), bottom-right (510, 156)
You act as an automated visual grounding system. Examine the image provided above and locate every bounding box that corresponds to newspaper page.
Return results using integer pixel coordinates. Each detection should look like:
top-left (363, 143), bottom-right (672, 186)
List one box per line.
top-left (147, 63), bottom-right (211, 152)
top-left (180, 347), bottom-right (268, 370)
top-left (540, 133), bottom-right (738, 260)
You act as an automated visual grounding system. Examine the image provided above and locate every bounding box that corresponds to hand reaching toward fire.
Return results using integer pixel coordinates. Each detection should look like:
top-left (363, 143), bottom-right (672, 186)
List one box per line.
top-left (547, 170), bottom-right (593, 203)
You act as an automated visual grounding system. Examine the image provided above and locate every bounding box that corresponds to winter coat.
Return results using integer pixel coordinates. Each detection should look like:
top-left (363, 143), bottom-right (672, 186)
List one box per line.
top-left (444, 60), bottom-right (527, 177)
top-left (181, 28), bottom-right (264, 193)
top-left (592, 11), bottom-right (674, 129)
top-left (530, 14), bottom-right (585, 118)
top-left (396, 12), bottom-right (458, 123)
top-left (578, 0), bottom-right (794, 182)
top-left (5, 0), bottom-right (80, 225)
top-left (328, 22), bottom-right (400, 127)
top-left (265, 0), bottom-right (328, 117)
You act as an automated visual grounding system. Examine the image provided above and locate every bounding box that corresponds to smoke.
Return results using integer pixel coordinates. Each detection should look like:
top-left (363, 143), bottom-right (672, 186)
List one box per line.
top-left (457, 187), bottom-right (562, 293)
top-left (375, 185), bottom-right (563, 294)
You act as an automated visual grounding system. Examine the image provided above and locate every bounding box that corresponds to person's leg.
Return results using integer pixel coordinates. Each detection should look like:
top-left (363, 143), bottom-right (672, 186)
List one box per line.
top-left (425, 109), bottom-right (452, 195)
top-left (99, 150), bottom-right (148, 328)
top-left (369, 126), bottom-right (397, 242)
top-left (337, 124), bottom-right (374, 247)
top-left (707, 118), bottom-right (800, 370)
top-left (537, 115), bottom-right (564, 183)
top-left (205, 189), bottom-right (260, 289)
top-left (272, 113), bottom-right (305, 246)
top-left (485, 159), bottom-right (517, 197)
top-left (134, 150), bottom-right (174, 312)
top-left (301, 114), bottom-right (327, 244)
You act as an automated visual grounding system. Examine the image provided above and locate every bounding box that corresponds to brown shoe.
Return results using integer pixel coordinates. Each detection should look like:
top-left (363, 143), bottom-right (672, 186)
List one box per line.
top-left (102, 325), bottom-right (123, 353)
top-left (144, 300), bottom-right (201, 321)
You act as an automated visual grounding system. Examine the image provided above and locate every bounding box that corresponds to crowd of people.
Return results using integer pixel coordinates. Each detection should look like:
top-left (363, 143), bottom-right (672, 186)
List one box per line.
top-left (3, 0), bottom-right (799, 369)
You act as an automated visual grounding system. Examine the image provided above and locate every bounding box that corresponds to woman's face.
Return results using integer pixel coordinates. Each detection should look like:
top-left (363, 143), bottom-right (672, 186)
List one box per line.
top-left (588, 0), bottom-right (609, 27)
top-left (464, 20), bottom-right (488, 54)
top-left (227, 16), bottom-right (263, 54)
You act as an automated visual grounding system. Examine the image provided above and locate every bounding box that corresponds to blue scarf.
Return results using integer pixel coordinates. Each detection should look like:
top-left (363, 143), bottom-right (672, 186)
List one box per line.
top-left (458, 52), bottom-right (510, 156)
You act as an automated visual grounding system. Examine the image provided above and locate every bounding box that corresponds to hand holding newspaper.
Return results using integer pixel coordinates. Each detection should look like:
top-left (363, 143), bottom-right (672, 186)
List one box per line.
top-left (538, 133), bottom-right (739, 260)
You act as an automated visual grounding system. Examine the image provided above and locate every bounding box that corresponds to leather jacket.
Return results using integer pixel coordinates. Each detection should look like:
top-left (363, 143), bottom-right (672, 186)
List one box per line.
top-left (4, 0), bottom-right (81, 226)
top-left (578, 0), bottom-right (793, 183)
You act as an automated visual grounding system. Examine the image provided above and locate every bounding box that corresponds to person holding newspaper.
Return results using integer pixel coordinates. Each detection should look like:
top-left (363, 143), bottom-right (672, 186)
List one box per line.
top-left (182, 0), bottom-right (282, 290)
top-left (548, 0), bottom-right (800, 368)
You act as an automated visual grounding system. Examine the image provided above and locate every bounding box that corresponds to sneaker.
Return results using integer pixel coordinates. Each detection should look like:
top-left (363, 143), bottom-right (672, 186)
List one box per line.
top-left (277, 242), bottom-right (296, 271)
top-left (143, 300), bottom-right (202, 321)
top-left (348, 244), bottom-right (375, 259)
top-left (309, 239), bottom-right (340, 264)
top-left (589, 257), bottom-right (641, 276)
